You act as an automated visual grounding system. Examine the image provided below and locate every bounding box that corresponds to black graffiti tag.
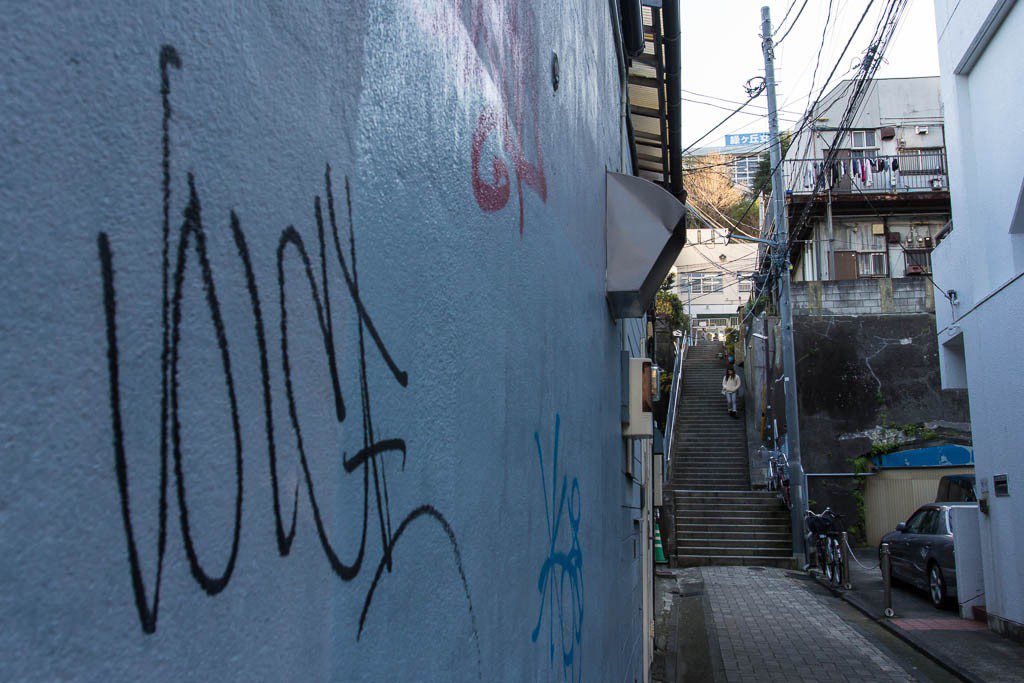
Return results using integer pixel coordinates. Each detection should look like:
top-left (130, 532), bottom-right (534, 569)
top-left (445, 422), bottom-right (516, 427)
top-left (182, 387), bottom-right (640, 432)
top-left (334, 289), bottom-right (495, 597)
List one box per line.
top-left (97, 45), bottom-right (479, 672)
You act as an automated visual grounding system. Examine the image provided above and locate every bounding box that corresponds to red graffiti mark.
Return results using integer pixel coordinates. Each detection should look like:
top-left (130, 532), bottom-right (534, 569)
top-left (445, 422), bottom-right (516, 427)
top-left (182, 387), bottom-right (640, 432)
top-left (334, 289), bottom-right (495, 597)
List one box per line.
top-left (471, 107), bottom-right (511, 211)
top-left (470, 1), bottom-right (547, 235)
top-left (419, 0), bottom-right (548, 235)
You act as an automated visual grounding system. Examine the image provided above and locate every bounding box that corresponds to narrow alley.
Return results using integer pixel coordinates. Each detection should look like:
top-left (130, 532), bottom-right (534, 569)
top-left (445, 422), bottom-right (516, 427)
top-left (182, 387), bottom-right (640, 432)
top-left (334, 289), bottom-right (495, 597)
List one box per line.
top-left (656, 341), bottom-right (960, 682)
top-left (653, 565), bottom-right (959, 682)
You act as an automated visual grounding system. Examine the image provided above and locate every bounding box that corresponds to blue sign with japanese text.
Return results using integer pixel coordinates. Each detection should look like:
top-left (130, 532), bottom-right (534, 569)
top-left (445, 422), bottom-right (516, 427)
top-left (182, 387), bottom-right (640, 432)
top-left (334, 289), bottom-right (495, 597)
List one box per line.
top-left (725, 133), bottom-right (770, 146)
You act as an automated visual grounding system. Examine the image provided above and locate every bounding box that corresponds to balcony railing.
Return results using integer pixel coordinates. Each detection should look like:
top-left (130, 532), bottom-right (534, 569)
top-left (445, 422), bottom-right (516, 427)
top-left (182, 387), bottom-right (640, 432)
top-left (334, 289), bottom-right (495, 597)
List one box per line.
top-left (785, 150), bottom-right (948, 196)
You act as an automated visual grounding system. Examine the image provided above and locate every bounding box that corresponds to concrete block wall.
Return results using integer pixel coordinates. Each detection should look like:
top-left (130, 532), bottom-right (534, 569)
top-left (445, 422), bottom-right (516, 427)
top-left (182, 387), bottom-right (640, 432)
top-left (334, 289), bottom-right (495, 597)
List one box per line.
top-left (792, 277), bottom-right (935, 316)
top-left (0, 3), bottom-right (647, 681)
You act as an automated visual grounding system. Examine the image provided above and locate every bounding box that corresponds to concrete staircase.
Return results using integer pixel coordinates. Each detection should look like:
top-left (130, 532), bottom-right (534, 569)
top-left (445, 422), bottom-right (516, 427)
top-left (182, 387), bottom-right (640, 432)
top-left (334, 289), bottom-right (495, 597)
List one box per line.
top-left (669, 340), bottom-right (793, 567)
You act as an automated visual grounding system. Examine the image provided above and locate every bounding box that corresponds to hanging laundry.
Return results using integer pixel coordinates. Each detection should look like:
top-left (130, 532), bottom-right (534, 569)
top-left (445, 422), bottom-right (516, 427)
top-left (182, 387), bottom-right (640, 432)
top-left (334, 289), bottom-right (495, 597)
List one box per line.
top-left (865, 160), bottom-right (873, 187)
top-left (891, 158), bottom-right (899, 171)
top-left (860, 159), bottom-right (868, 183)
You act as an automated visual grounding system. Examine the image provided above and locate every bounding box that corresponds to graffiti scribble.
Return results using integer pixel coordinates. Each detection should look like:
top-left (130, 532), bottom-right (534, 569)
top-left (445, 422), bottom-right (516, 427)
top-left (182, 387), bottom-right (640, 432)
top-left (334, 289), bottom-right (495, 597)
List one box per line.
top-left (416, 0), bottom-right (547, 235)
top-left (531, 414), bottom-right (584, 682)
top-left (97, 45), bottom-right (480, 677)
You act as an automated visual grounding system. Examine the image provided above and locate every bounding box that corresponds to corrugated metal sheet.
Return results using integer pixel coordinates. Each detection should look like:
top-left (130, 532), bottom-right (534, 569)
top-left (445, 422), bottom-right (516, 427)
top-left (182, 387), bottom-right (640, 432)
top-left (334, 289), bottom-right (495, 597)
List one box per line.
top-left (864, 466), bottom-right (974, 545)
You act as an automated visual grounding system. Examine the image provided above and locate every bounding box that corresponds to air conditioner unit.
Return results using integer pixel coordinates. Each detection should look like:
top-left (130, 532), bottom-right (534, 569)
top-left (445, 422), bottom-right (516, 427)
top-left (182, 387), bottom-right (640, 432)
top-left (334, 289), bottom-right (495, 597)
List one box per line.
top-left (886, 232), bottom-right (901, 244)
top-left (623, 357), bottom-right (654, 438)
top-left (906, 265), bottom-right (925, 276)
top-left (916, 126), bottom-right (929, 135)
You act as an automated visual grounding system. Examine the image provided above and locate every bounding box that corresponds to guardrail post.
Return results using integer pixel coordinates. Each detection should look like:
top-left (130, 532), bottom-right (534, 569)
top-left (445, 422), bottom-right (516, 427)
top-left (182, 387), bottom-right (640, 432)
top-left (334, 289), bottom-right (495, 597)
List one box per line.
top-left (881, 542), bottom-right (894, 618)
top-left (841, 532), bottom-right (852, 590)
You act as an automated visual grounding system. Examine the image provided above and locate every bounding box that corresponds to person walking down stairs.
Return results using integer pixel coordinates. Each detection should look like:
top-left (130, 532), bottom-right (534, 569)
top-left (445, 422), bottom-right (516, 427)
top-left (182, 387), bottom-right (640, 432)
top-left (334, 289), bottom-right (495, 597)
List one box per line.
top-left (670, 340), bottom-right (792, 567)
top-left (722, 368), bottom-right (741, 418)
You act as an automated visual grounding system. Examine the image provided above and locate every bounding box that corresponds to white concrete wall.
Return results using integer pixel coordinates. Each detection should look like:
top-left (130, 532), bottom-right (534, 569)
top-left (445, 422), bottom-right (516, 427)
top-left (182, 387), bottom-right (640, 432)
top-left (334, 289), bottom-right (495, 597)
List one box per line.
top-left (933, 0), bottom-right (1024, 632)
top-left (788, 77), bottom-right (944, 161)
top-left (673, 228), bottom-right (757, 324)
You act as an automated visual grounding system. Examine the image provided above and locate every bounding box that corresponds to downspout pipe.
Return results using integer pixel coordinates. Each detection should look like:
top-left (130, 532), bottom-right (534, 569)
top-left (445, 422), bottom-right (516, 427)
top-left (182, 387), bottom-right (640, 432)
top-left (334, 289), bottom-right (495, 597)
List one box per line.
top-left (609, 0), bottom-right (639, 175)
top-left (662, 0), bottom-right (684, 202)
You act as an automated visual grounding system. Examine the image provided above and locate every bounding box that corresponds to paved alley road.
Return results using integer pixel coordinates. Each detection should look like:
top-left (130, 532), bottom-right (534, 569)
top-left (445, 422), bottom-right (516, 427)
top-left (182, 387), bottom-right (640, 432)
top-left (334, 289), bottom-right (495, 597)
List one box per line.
top-left (654, 566), bottom-right (959, 683)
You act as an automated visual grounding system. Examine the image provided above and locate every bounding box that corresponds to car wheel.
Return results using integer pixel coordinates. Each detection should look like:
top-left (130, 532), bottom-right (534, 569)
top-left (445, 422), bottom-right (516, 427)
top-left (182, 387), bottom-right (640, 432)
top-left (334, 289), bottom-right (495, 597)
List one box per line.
top-left (929, 563), bottom-right (947, 608)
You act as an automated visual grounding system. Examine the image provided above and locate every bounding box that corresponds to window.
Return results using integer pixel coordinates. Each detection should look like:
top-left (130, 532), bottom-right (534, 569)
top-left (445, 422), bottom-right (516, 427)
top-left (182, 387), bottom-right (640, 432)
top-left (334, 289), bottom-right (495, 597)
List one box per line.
top-left (904, 249), bottom-right (932, 274)
top-left (857, 252), bottom-right (887, 277)
top-left (738, 273), bottom-right (752, 293)
top-left (904, 510), bottom-right (928, 533)
top-left (732, 155), bottom-right (760, 189)
top-left (850, 130), bottom-right (876, 148)
top-left (898, 148), bottom-right (945, 175)
top-left (678, 273), bottom-right (726, 294)
top-left (701, 274), bottom-right (724, 293)
top-left (916, 509), bottom-right (940, 535)
top-left (676, 273), bottom-right (696, 294)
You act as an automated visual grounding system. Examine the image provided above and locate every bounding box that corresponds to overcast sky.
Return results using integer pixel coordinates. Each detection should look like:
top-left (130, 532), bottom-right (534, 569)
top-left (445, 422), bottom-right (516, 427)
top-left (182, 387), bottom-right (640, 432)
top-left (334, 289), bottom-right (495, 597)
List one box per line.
top-left (680, 0), bottom-right (941, 148)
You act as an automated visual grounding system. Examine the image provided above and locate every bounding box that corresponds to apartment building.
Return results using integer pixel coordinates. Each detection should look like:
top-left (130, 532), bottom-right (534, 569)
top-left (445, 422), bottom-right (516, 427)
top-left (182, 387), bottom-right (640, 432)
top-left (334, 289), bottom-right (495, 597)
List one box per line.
top-left (781, 77), bottom-right (951, 284)
top-left (674, 226), bottom-right (759, 338)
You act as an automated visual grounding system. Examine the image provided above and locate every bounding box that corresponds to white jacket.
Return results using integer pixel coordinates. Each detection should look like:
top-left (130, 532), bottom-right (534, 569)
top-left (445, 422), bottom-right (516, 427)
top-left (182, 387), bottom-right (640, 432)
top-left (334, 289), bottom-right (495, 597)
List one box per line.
top-left (722, 375), bottom-right (741, 394)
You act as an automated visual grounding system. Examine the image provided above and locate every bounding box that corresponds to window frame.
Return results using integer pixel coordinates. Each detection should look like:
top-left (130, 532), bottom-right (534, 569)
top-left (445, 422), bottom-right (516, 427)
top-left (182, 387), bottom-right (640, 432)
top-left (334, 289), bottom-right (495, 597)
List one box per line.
top-left (857, 251), bottom-right (888, 278)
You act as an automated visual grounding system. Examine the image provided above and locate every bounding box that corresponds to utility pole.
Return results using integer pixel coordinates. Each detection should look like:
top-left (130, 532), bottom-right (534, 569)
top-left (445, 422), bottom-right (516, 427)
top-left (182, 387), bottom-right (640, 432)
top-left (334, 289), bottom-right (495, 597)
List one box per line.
top-left (761, 5), bottom-right (806, 564)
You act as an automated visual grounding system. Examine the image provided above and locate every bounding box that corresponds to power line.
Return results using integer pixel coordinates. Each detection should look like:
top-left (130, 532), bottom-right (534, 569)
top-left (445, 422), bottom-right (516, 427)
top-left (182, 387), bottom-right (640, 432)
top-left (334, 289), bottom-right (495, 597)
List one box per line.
top-left (774, 0), bottom-right (810, 46)
top-left (682, 88), bottom-right (805, 116)
top-left (683, 95), bottom-right (802, 122)
top-left (679, 83), bottom-right (767, 157)
top-left (773, 0), bottom-right (802, 36)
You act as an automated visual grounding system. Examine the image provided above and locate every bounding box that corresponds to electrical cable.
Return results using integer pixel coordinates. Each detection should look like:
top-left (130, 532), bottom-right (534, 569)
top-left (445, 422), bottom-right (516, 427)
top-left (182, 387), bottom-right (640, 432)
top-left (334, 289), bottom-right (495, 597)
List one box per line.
top-left (773, 0), bottom-right (810, 47)
top-left (683, 96), bottom-right (802, 122)
top-left (682, 88), bottom-right (805, 116)
top-left (679, 84), bottom-right (767, 157)
top-left (773, 0), bottom-right (801, 36)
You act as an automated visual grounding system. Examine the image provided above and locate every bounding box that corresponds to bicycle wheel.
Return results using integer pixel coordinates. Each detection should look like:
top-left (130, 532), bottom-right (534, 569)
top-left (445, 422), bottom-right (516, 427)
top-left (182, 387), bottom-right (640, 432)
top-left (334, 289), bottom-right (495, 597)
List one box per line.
top-left (832, 539), bottom-right (844, 586)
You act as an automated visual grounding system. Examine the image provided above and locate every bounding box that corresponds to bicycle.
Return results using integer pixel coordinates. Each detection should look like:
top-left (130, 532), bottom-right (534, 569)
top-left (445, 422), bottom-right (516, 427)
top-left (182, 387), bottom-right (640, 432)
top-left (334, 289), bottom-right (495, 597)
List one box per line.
top-left (766, 451), bottom-right (791, 510)
top-left (805, 508), bottom-right (846, 587)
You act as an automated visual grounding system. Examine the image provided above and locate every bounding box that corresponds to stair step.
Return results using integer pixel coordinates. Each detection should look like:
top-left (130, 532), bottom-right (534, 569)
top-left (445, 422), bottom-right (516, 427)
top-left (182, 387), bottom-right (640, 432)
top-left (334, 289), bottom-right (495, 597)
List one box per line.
top-left (677, 539), bottom-right (792, 550)
top-left (676, 523), bottom-right (791, 533)
top-left (673, 484), bottom-right (751, 489)
top-left (673, 492), bottom-right (779, 500)
top-left (675, 511), bottom-right (790, 521)
top-left (673, 545), bottom-right (793, 557)
top-left (675, 501), bottom-right (781, 510)
top-left (673, 555), bottom-right (796, 568)
top-left (677, 530), bottom-right (791, 540)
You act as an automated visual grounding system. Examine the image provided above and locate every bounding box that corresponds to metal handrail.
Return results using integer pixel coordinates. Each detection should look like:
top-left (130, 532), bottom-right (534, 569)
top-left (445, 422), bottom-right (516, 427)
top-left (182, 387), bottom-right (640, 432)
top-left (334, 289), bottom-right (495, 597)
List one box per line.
top-left (784, 151), bottom-right (948, 195)
top-left (662, 337), bottom-right (687, 482)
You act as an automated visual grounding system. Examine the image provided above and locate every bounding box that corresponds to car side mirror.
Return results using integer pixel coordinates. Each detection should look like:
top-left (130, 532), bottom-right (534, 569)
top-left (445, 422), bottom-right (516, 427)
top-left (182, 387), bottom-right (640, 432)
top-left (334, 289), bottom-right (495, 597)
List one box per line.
top-left (896, 522), bottom-right (906, 532)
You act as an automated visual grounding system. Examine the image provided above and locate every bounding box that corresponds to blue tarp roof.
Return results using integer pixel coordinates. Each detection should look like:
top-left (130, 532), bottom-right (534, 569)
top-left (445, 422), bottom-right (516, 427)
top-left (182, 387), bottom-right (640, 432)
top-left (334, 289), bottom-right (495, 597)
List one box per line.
top-left (873, 444), bottom-right (974, 469)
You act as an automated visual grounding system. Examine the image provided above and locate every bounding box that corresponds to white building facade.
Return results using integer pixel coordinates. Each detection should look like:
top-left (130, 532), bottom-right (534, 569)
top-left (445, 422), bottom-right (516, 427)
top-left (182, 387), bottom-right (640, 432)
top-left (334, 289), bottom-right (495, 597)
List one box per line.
top-left (673, 226), bottom-right (758, 337)
top-left (932, 0), bottom-right (1024, 640)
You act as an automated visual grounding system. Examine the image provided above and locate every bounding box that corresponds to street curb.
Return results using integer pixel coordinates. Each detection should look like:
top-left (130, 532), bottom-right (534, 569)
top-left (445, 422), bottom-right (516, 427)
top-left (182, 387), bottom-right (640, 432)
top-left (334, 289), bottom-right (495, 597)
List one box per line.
top-left (809, 571), bottom-right (980, 683)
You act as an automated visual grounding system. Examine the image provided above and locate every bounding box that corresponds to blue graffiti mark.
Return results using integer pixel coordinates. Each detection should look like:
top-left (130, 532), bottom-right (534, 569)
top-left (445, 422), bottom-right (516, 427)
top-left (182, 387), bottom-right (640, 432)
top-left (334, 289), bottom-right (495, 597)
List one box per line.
top-left (531, 414), bottom-right (584, 682)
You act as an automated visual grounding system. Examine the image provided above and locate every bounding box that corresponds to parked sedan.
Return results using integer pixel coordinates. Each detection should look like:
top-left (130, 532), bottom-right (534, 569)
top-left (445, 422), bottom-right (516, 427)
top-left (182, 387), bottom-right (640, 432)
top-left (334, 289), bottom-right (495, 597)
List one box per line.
top-left (879, 503), bottom-right (977, 608)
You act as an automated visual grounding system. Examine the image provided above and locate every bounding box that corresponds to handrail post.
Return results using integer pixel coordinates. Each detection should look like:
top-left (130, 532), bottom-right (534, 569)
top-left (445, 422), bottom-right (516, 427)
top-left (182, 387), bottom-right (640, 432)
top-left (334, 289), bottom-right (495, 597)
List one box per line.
top-left (841, 532), bottom-right (852, 590)
top-left (881, 542), bottom-right (894, 618)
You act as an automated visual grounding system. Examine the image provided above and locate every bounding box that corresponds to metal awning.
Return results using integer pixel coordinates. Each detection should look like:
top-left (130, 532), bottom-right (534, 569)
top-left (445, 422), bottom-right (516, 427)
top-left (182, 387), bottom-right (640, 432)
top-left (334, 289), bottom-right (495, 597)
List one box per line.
top-left (606, 172), bottom-right (687, 318)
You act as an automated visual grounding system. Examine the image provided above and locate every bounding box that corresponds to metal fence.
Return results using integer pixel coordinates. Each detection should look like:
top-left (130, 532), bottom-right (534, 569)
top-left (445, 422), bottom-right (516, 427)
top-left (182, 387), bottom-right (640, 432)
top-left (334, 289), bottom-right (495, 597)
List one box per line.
top-left (785, 150), bottom-right (948, 195)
